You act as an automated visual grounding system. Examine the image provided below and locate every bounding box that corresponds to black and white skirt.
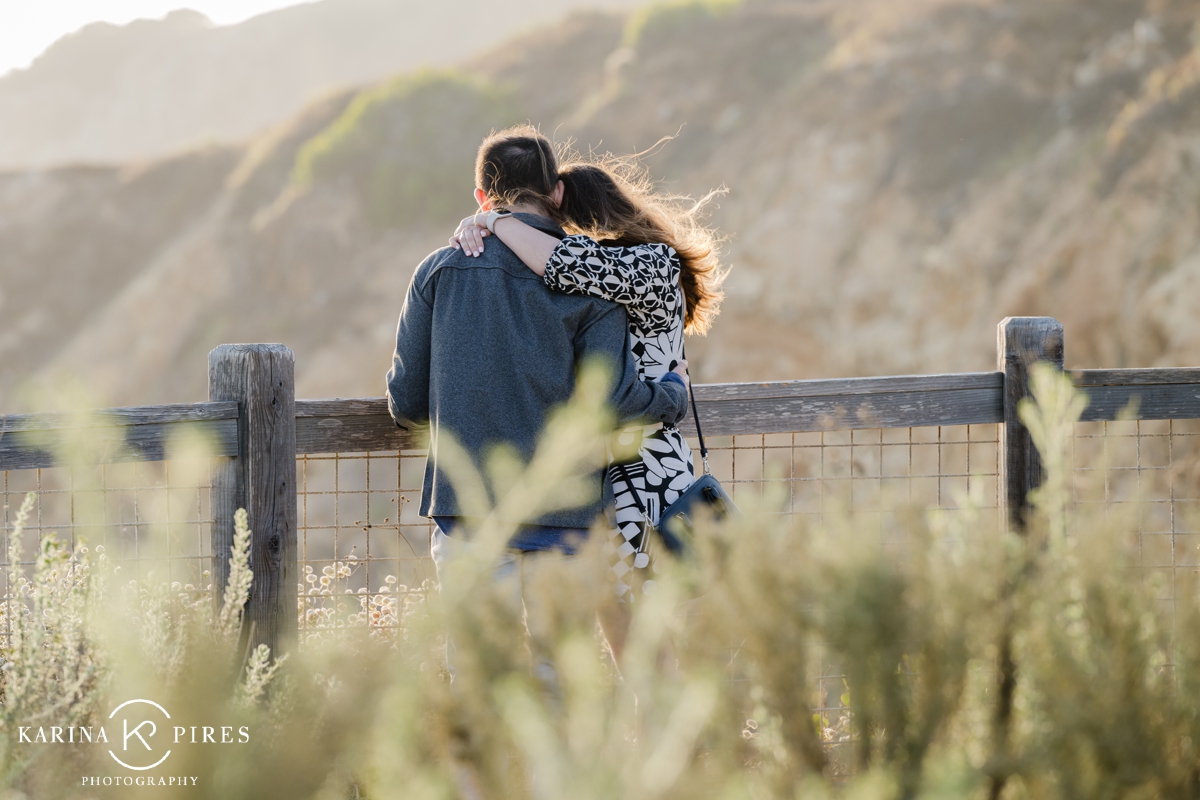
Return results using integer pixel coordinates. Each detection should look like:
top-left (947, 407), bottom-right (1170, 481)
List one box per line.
top-left (606, 424), bottom-right (696, 598)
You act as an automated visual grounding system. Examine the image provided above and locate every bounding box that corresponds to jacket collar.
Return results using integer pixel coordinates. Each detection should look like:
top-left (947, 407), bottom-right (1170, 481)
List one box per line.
top-left (511, 212), bottom-right (566, 240)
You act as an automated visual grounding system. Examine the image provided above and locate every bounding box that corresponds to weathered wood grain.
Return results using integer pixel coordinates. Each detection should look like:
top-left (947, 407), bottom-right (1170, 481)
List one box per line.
top-left (295, 398), bottom-right (425, 454)
top-left (1067, 368), bottom-right (1200, 421)
top-left (692, 371), bottom-right (1003, 402)
top-left (1076, 383), bottom-right (1200, 422)
top-left (0, 403), bottom-right (239, 430)
top-left (0, 402), bottom-right (238, 471)
top-left (999, 317), bottom-right (1064, 532)
top-left (296, 398), bottom-right (392, 417)
top-left (1072, 368), bottom-right (1200, 387)
top-left (209, 344), bottom-right (297, 658)
top-left (679, 387), bottom-right (1003, 436)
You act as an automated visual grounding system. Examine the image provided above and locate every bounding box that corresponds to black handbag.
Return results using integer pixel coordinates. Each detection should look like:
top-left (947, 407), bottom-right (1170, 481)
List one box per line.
top-left (615, 359), bottom-right (738, 556)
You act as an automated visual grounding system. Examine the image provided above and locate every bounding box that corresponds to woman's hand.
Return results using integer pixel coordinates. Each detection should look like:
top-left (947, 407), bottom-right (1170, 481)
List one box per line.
top-left (672, 359), bottom-right (689, 388)
top-left (450, 214), bottom-right (489, 257)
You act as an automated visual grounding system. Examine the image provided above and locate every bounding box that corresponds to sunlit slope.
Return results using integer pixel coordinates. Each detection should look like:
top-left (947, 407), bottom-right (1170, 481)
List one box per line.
top-left (548, 0), bottom-right (1200, 380)
top-left (5, 0), bottom-right (1200, 410)
top-left (0, 0), bottom-right (649, 169)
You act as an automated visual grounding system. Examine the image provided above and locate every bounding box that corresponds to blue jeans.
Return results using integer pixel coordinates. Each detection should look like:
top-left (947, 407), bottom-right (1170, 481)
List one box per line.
top-left (432, 516), bottom-right (590, 554)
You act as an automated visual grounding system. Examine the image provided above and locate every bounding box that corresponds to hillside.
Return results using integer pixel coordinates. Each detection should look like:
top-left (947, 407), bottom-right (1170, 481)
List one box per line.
top-left (0, 0), bottom-right (648, 169)
top-left (4, 0), bottom-right (1200, 410)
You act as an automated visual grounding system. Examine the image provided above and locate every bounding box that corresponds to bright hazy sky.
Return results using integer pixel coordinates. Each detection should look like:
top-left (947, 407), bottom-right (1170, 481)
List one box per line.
top-left (1, 1), bottom-right (308, 76)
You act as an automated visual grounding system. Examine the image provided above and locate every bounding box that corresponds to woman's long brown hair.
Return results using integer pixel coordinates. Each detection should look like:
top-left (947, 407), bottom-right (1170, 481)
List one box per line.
top-left (476, 126), bottom-right (726, 335)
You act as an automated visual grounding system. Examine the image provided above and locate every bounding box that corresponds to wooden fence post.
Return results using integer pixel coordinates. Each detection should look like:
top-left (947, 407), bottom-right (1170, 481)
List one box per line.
top-left (989, 317), bottom-right (1064, 800)
top-left (997, 316), bottom-right (1064, 531)
top-left (209, 344), bottom-right (297, 658)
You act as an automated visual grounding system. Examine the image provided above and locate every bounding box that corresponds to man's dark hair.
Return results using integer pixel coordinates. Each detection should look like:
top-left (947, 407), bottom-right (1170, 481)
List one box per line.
top-left (475, 125), bottom-right (560, 216)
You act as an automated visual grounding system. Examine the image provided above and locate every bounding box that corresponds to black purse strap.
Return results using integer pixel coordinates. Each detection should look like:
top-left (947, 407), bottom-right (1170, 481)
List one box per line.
top-left (613, 461), bottom-right (654, 559)
top-left (682, 346), bottom-right (711, 475)
top-left (615, 462), bottom-right (648, 519)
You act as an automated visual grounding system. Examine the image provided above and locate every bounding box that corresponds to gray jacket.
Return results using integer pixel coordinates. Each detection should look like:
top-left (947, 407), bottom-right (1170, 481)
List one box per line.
top-left (386, 213), bottom-right (688, 528)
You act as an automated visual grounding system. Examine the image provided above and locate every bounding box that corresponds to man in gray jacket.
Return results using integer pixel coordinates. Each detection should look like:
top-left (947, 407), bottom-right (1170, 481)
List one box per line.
top-left (386, 211), bottom-right (688, 555)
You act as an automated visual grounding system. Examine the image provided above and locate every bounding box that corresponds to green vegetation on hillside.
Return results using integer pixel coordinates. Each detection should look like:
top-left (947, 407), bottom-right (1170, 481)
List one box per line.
top-left (293, 71), bottom-right (521, 228)
top-left (623, 0), bottom-right (743, 46)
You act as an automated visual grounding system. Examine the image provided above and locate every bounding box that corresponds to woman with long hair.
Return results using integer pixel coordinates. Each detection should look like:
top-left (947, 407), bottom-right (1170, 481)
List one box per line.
top-left (451, 126), bottom-right (726, 606)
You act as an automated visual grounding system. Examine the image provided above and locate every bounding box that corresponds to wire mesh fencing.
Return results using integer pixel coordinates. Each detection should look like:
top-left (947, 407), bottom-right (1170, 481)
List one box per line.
top-left (290, 424), bottom-right (1006, 636)
top-left (0, 459), bottom-right (214, 598)
top-left (1071, 417), bottom-right (1200, 622)
top-left (695, 423), bottom-right (1002, 528)
top-left (295, 450), bottom-right (433, 639)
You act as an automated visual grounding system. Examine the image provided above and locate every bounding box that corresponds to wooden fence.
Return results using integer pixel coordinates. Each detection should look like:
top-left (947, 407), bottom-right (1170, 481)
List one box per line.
top-left (4, 316), bottom-right (1200, 656)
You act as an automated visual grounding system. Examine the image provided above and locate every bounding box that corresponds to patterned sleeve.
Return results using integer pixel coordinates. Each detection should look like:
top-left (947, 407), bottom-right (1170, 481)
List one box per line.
top-left (543, 234), bottom-right (682, 333)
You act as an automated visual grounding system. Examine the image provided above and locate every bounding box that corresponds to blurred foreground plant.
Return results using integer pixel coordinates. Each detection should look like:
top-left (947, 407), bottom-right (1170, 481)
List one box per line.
top-left (0, 493), bottom-right (100, 781)
top-left (3, 361), bottom-right (1200, 799)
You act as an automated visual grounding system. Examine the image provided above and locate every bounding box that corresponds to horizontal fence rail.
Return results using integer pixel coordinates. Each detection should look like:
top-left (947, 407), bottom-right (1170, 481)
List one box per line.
top-left (296, 399), bottom-right (416, 454)
top-left (680, 372), bottom-right (1004, 434)
top-left (6, 370), bottom-right (1200, 471)
top-left (291, 375), bottom-right (1011, 456)
top-left (0, 402), bottom-right (239, 470)
top-left (1073, 368), bottom-right (1200, 421)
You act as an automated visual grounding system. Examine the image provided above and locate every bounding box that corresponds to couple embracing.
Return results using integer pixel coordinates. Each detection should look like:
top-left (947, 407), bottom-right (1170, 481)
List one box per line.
top-left (385, 125), bottom-right (724, 654)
